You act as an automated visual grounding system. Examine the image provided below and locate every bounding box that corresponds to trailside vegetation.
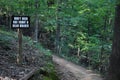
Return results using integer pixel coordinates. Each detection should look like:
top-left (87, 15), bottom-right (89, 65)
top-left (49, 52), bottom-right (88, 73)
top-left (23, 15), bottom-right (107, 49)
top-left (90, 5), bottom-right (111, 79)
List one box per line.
top-left (0, 0), bottom-right (116, 77)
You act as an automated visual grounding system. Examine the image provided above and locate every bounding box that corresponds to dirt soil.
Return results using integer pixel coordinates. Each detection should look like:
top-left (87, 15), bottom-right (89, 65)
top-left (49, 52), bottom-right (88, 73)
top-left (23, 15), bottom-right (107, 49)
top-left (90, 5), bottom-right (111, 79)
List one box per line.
top-left (0, 39), bottom-right (46, 80)
top-left (53, 55), bottom-right (103, 80)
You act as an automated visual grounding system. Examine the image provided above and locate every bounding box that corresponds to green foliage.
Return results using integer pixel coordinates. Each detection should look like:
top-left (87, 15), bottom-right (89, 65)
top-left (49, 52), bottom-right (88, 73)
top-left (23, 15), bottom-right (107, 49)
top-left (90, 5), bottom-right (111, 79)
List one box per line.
top-left (49, 0), bottom-right (114, 74)
top-left (0, 29), bottom-right (16, 47)
top-left (42, 62), bottom-right (59, 80)
top-left (0, 28), bottom-right (58, 80)
top-left (0, 0), bottom-right (115, 75)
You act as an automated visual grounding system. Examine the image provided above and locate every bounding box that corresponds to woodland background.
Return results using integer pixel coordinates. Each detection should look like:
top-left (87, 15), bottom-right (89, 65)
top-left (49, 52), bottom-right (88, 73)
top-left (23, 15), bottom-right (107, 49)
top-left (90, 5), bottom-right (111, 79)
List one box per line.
top-left (0, 0), bottom-right (116, 76)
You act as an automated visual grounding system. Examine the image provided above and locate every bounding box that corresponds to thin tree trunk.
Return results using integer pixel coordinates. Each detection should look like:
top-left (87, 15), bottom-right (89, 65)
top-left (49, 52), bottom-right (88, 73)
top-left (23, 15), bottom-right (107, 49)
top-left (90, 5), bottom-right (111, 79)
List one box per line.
top-left (9, 14), bottom-right (12, 30)
top-left (87, 19), bottom-right (91, 69)
top-left (34, 0), bottom-right (39, 42)
top-left (55, 0), bottom-right (61, 54)
top-left (35, 15), bottom-right (38, 42)
top-left (77, 47), bottom-right (80, 57)
top-left (99, 14), bottom-right (107, 72)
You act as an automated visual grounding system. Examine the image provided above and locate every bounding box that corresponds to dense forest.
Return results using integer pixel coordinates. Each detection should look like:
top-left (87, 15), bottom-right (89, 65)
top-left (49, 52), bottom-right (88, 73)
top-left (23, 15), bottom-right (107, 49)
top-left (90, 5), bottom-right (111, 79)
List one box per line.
top-left (0, 0), bottom-right (120, 80)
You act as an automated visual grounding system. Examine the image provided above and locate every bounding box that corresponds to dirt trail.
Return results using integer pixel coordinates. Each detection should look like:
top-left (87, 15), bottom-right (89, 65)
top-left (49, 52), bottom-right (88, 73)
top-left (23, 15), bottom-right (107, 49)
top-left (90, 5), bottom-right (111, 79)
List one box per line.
top-left (53, 55), bottom-right (103, 80)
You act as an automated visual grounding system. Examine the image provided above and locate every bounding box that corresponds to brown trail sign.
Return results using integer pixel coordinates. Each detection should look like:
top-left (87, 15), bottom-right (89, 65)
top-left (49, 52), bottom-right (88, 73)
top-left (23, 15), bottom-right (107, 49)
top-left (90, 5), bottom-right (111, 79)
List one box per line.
top-left (11, 16), bottom-right (30, 64)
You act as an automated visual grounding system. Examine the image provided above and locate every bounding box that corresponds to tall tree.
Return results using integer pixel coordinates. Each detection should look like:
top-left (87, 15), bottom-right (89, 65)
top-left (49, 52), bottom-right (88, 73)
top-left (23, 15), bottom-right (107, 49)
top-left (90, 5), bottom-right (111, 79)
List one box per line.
top-left (34, 0), bottom-right (39, 42)
top-left (55, 0), bottom-right (62, 54)
top-left (106, 0), bottom-right (120, 80)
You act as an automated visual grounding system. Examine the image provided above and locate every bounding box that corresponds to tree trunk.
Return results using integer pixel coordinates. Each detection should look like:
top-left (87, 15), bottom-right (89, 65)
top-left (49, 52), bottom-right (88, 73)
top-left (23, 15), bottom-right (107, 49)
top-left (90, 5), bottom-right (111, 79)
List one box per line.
top-left (106, 4), bottom-right (120, 80)
top-left (87, 19), bottom-right (91, 69)
top-left (55, 0), bottom-right (62, 54)
top-left (9, 15), bottom-right (11, 30)
top-left (34, 0), bottom-right (39, 42)
top-left (35, 15), bottom-right (39, 42)
top-left (77, 47), bottom-right (80, 57)
top-left (99, 14), bottom-right (107, 72)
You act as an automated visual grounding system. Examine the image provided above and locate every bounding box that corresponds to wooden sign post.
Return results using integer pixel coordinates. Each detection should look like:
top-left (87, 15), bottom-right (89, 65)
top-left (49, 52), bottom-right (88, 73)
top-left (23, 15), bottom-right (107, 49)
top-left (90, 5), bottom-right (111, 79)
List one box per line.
top-left (17, 28), bottom-right (22, 64)
top-left (11, 16), bottom-right (30, 64)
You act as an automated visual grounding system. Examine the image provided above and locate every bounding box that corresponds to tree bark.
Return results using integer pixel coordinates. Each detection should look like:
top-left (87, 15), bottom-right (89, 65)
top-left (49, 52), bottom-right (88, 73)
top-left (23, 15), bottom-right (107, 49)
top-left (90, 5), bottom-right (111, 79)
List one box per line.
top-left (106, 4), bottom-right (120, 80)
top-left (99, 14), bottom-right (107, 72)
top-left (55, 0), bottom-right (62, 54)
top-left (35, 15), bottom-right (39, 42)
top-left (34, 0), bottom-right (39, 42)
top-left (77, 47), bottom-right (80, 57)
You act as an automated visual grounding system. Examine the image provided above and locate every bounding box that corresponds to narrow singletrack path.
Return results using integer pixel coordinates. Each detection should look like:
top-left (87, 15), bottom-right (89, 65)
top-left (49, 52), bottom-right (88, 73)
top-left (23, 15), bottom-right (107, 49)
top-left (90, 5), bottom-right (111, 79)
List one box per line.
top-left (53, 55), bottom-right (103, 80)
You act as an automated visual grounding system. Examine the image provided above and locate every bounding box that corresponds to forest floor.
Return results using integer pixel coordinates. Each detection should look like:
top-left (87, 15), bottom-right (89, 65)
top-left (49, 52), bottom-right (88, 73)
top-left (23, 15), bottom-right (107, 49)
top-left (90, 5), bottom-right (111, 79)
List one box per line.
top-left (0, 39), bottom-right (46, 80)
top-left (0, 30), bottom-right (54, 80)
top-left (53, 55), bottom-right (103, 80)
